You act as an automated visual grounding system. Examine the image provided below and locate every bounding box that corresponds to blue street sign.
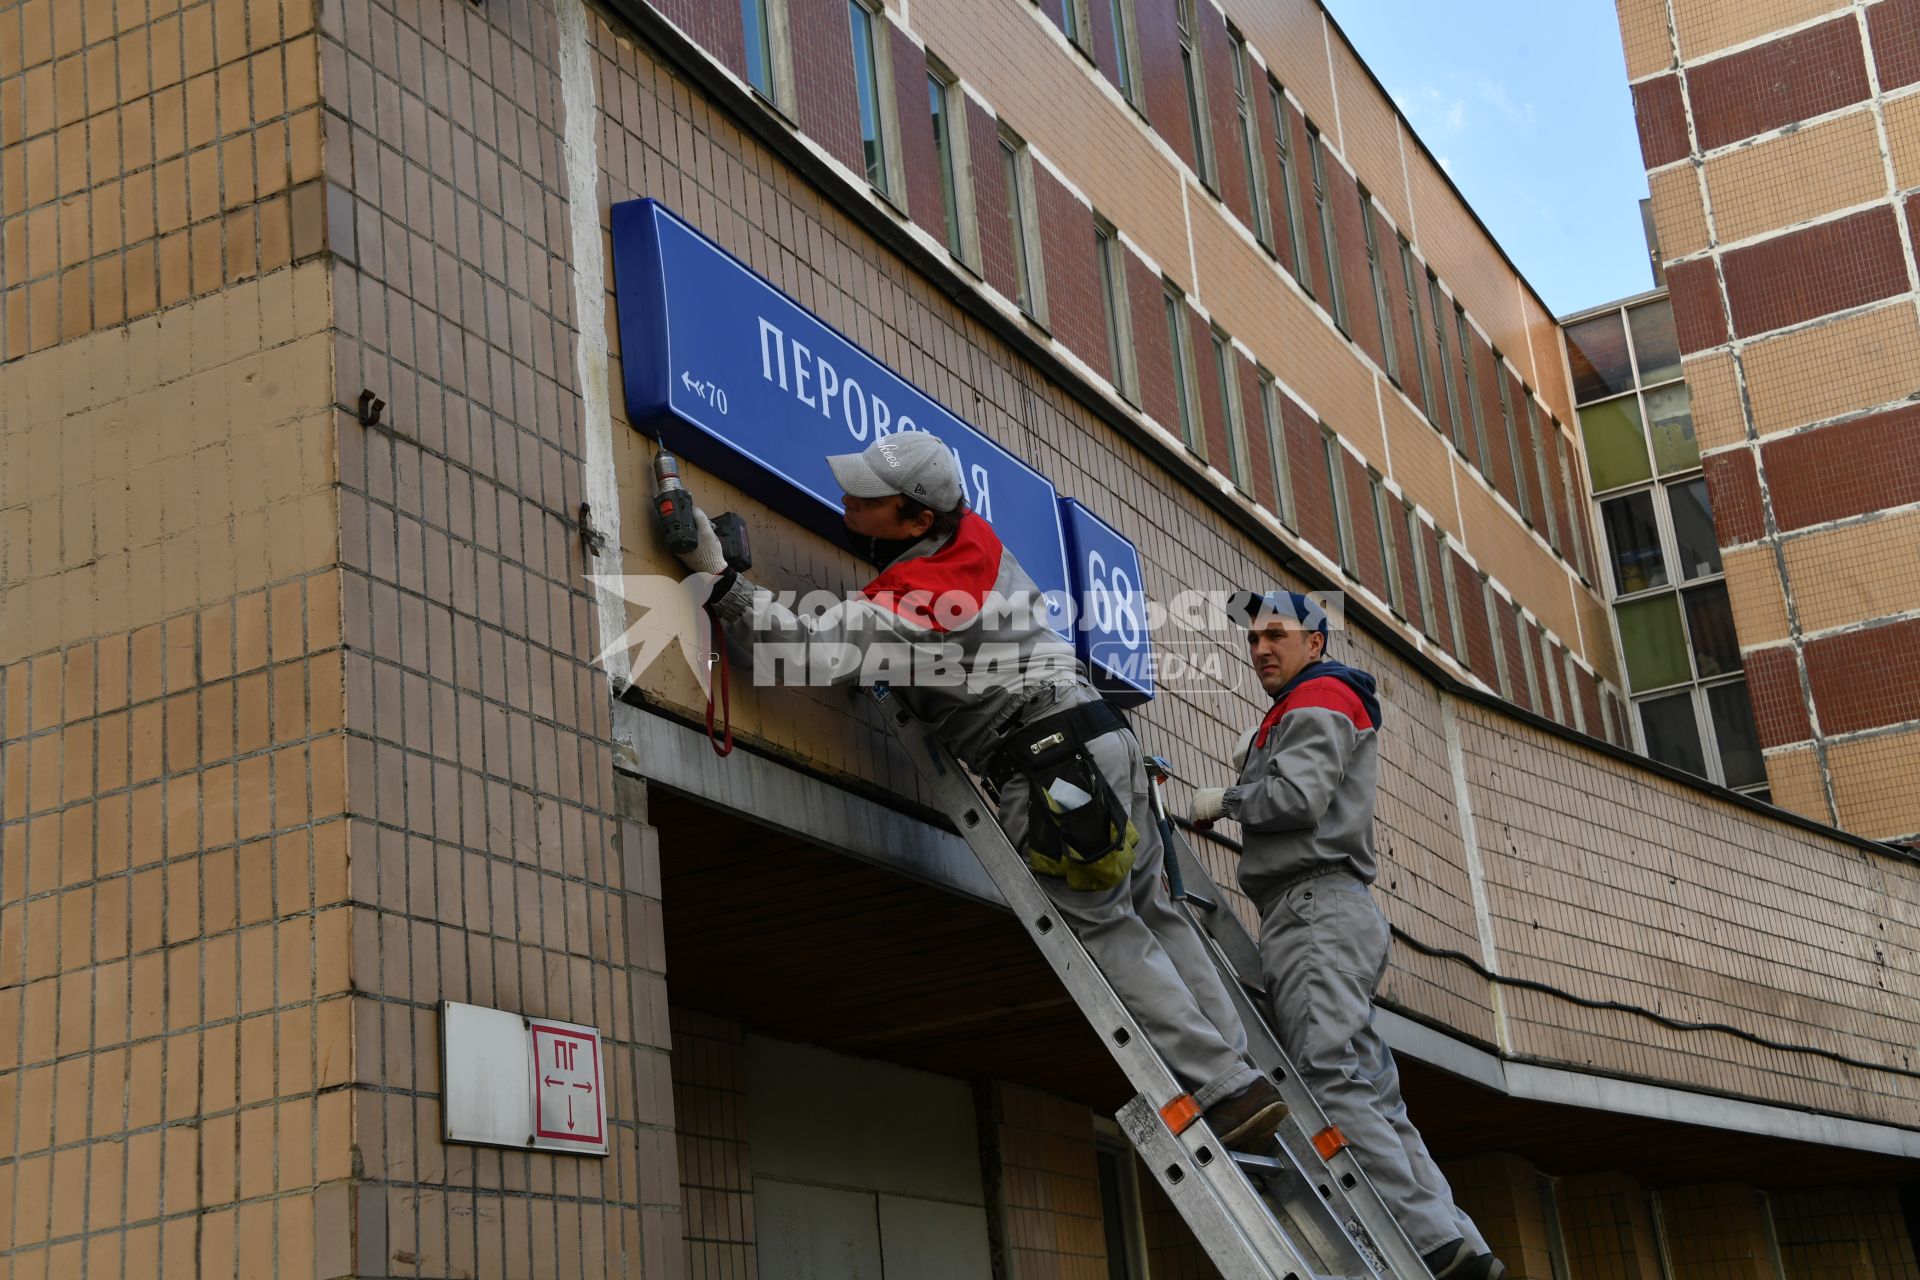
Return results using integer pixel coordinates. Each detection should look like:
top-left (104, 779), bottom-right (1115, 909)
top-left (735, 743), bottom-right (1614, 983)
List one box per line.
top-left (1058, 499), bottom-right (1155, 705)
top-left (610, 198), bottom-right (1072, 637)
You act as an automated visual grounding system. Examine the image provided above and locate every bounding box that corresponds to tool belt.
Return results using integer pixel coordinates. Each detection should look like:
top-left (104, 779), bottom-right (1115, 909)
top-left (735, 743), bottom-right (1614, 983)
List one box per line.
top-left (987, 700), bottom-right (1141, 892)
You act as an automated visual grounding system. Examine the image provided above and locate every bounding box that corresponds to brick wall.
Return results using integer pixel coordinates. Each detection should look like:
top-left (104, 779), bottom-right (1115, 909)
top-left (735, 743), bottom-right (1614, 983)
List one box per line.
top-left (789, 0), bottom-right (864, 177)
top-left (983, 1083), bottom-right (1111, 1277)
top-left (1196, 1), bottom-right (1246, 220)
top-left (1034, 164), bottom-right (1105, 380)
top-left (891, 27), bottom-right (942, 247)
top-left (669, 1009), bottom-right (757, 1280)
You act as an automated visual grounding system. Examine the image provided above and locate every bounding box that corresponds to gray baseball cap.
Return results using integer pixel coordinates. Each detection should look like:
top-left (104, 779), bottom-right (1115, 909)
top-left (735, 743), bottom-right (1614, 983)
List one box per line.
top-left (827, 432), bottom-right (965, 511)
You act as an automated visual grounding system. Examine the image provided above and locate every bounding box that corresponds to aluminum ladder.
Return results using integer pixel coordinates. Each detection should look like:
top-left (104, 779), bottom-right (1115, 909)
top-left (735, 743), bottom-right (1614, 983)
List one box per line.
top-left (869, 684), bottom-right (1433, 1280)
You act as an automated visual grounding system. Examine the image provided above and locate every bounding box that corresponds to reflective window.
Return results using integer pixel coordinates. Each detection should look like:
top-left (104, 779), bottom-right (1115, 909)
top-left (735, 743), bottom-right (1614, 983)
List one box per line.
top-left (1601, 491), bottom-right (1667, 595)
top-left (849, 2), bottom-right (889, 195)
top-left (742, 0), bottom-right (778, 99)
top-left (1214, 330), bottom-right (1245, 488)
top-left (1668, 478), bottom-right (1721, 580)
top-left (1683, 582), bottom-right (1741, 678)
top-left (1566, 311), bottom-right (1634, 401)
top-left (1176, 0), bottom-right (1213, 185)
top-left (1096, 225), bottom-right (1134, 402)
top-left (1645, 382), bottom-right (1699, 474)
top-left (1709, 683), bottom-right (1765, 788)
top-left (1640, 691), bottom-right (1708, 776)
top-left (1109, 0), bottom-right (1141, 106)
top-left (1617, 593), bottom-right (1691, 692)
top-left (1579, 395), bottom-right (1652, 493)
top-left (928, 71), bottom-right (969, 263)
top-left (1166, 287), bottom-right (1198, 451)
top-left (1629, 300), bottom-right (1682, 385)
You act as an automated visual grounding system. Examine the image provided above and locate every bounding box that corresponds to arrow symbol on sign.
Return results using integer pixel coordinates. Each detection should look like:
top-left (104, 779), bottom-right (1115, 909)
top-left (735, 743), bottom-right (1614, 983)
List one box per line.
top-left (568, 1095), bottom-right (577, 1129)
top-left (572, 1082), bottom-right (592, 1092)
top-left (544, 1076), bottom-right (563, 1088)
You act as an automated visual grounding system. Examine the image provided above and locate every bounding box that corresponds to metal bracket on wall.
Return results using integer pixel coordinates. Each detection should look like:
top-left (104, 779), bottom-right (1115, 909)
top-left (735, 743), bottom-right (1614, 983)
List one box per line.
top-left (357, 389), bottom-right (386, 428)
top-left (579, 502), bottom-right (608, 559)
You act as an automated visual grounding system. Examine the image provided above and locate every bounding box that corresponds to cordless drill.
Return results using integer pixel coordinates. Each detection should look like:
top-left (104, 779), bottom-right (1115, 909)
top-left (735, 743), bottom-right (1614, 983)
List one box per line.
top-left (652, 452), bottom-right (751, 572)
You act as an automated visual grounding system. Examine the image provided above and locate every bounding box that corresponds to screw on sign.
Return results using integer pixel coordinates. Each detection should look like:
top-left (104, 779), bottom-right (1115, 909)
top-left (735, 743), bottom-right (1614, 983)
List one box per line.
top-left (527, 1019), bottom-right (609, 1155)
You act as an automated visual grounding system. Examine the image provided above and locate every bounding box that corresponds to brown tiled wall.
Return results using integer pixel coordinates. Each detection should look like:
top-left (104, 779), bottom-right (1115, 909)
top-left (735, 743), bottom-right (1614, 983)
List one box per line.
top-left (668, 1009), bottom-right (757, 1280)
top-left (1686, 18), bottom-right (1870, 152)
top-left (0, 0), bottom-right (326, 360)
top-left (984, 1083), bottom-right (1110, 1275)
top-left (1720, 205), bottom-right (1908, 338)
top-left (1559, 1172), bottom-right (1665, 1280)
top-left (1771, 1185), bottom-right (1920, 1280)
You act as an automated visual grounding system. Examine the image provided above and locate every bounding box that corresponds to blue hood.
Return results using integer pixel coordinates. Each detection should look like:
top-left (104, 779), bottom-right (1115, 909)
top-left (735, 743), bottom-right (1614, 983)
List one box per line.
top-left (1270, 658), bottom-right (1382, 730)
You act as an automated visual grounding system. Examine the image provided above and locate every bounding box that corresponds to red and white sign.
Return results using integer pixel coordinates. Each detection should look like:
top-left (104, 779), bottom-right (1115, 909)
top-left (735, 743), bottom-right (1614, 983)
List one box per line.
top-left (527, 1018), bottom-right (608, 1154)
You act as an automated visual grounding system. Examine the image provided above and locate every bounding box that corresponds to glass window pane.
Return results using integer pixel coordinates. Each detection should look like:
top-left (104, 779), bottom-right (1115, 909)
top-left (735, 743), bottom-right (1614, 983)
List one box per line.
top-left (1601, 491), bottom-right (1668, 595)
top-left (1578, 396), bottom-right (1652, 492)
top-left (1645, 383), bottom-right (1698, 475)
top-left (1668, 478), bottom-right (1722, 579)
top-left (1640, 691), bottom-right (1707, 777)
top-left (1566, 312), bottom-right (1634, 402)
top-left (849, 3), bottom-right (887, 193)
top-left (1683, 581), bottom-right (1741, 678)
top-left (741, 0), bottom-right (775, 97)
top-left (1629, 300), bottom-right (1682, 386)
top-left (929, 76), bottom-right (964, 260)
top-left (1617, 593), bottom-right (1692, 692)
top-left (1709, 682), bottom-right (1765, 789)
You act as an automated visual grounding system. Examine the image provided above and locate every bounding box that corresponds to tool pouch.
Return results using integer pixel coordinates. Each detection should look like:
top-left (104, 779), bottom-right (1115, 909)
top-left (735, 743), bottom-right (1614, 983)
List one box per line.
top-left (995, 704), bottom-right (1140, 892)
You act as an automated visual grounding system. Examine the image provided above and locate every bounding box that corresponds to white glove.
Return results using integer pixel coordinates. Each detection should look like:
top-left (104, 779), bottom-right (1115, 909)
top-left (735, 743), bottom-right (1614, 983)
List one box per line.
top-left (1191, 787), bottom-right (1228, 824)
top-left (677, 506), bottom-right (728, 575)
top-left (1231, 726), bottom-right (1257, 773)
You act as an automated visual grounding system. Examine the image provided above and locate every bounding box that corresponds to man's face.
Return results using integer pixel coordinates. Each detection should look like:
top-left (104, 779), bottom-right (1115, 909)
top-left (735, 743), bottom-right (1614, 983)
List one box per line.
top-left (841, 492), bottom-right (935, 540)
top-left (1246, 619), bottom-right (1325, 696)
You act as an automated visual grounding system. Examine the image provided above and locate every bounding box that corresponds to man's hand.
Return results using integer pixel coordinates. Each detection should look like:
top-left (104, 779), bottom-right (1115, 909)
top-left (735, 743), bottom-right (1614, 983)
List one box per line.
top-left (1190, 787), bottom-right (1228, 824)
top-left (1231, 726), bottom-right (1257, 773)
top-left (676, 507), bottom-right (728, 575)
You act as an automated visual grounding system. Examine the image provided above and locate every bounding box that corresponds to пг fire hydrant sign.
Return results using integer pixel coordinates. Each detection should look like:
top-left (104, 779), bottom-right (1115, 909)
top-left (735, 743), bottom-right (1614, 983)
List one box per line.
top-left (441, 1002), bottom-right (610, 1157)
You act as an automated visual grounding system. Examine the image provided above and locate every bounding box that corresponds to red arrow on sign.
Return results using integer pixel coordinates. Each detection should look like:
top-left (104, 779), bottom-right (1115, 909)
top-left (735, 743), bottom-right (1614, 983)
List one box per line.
top-left (544, 1076), bottom-right (563, 1088)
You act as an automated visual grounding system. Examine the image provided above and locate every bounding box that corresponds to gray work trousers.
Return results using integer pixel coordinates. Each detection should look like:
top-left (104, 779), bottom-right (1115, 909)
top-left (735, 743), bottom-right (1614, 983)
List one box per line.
top-left (1258, 874), bottom-right (1488, 1256)
top-left (997, 725), bottom-right (1262, 1109)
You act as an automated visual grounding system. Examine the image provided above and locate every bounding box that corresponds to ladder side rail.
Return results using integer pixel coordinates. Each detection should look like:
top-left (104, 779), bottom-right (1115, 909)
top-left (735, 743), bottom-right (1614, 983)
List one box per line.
top-left (870, 694), bottom-right (1338, 1279)
top-left (1159, 814), bottom-right (1436, 1280)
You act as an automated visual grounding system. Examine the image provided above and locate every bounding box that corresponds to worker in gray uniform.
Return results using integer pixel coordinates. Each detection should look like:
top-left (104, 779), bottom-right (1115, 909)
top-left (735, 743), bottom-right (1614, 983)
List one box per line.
top-left (1191, 589), bottom-right (1506, 1280)
top-left (670, 432), bottom-right (1286, 1151)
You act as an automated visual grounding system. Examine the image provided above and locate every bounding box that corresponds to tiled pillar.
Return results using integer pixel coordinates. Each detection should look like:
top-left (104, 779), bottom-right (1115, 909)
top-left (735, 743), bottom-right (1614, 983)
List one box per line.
top-left (1654, 1183), bottom-right (1778, 1280)
top-left (977, 1082), bottom-right (1112, 1279)
top-left (1557, 1172), bottom-right (1666, 1280)
top-left (668, 1009), bottom-right (758, 1280)
top-left (1769, 1186), bottom-right (1920, 1280)
top-left (1441, 1152), bottom-right (1557, 1280)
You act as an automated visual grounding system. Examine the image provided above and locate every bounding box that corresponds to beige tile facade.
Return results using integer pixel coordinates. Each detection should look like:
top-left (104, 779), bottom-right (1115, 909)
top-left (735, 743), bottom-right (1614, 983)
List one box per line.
top-left (1668, 0), bottom-right (1849, 63)
top-left (1739, 302), bottom-right (1920, 437)
top-left (1703, 108), bottom-right (1884, 246)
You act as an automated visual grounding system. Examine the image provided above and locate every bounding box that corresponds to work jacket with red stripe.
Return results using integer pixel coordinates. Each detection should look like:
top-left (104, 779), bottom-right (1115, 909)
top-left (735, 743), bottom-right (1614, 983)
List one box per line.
top-left (708, 511), bottom-right (1083, 770)
top-left (1220, 660), bottom-right (1382, 910)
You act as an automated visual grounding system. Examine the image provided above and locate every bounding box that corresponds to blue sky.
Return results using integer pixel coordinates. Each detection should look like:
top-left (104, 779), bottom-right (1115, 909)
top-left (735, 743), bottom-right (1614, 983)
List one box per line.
top-left (1322, 0), bottom-right (1653, 316)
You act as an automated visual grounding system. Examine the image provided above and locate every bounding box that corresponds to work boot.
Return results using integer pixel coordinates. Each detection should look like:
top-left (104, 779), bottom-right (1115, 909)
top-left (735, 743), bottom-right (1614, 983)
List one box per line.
top-left (1205, 1078), bottom-right (1287, 1152)
top-left (1423, 1239), bottom-right (1507, 1280)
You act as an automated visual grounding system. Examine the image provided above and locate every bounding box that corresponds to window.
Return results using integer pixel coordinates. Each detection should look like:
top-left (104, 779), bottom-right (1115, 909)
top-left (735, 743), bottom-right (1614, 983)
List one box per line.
top-left (1401, 239), bottom-right (1432, 418)
top-left (1165, 286), bottom-right (1200, 452)
top-left (1107, 0), bottom-right (1143, 110)
top-left (1457, 307), bottom-right (1489, 470)
top-left (1094, 1123), bottom-right (1149, 1280)
top-left (1059, 0), bottom-right (1091, 53)
top-left (1438, 533), bottom-right (1468, 660)
top-left (1175, 0), bottom-right (1213, 186)
top-left (1230, 31), bottom-right (1269, 245)
top-left (1517, 611), bottom-right (1542, 711)
top-left (1309, 127), bottom-right (1346, 331)
top-left (1372, 475), bottom-right (1404, 616)
top-left (1259, 372), bottom-right (1295, 529)
top-left (1096, 222), bottom-right (1137, 403)
top-left (1558, 440), bottom-right (1590, 579)
top-left (1530, 401), bottom-right (1560, 551)
top-left (1494, 356), bottom-right (1530, 522)
top-left (1213, 329), bottom-right (1247, 489)
top-left (848, 2), bottom-right (894, 198)
top-left (1324, 429), bottom-right (1354, 572)
top-left (1269, 83), bottom-right (1307, 282)
top-left (1001, 136), bottom-right (1045, 322)
top-left (741, 0), bottom-right (778, 99)
top-left (1407, 505), bottom-right (1436, 639)
top-left (1361, 191), bottom-right (1397, 382)
top-left (1429, 273), bottom-right (1462, 450)
top-left (1573, 295), bottom-right (1764, 795)
top-left (927, 68), bottom-right (975, 265)
top-left (1483, 580), bottom-right (1511, 698)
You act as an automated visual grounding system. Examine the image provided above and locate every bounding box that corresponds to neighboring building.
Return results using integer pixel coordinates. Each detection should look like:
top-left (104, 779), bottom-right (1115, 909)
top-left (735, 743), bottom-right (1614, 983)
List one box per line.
top-left (1, 3), bottom-right (1918, 1280)
top-left (1617, 0), bottom-right (1920, 844)
top-left (1561, 288), bottom-right (1769, 799)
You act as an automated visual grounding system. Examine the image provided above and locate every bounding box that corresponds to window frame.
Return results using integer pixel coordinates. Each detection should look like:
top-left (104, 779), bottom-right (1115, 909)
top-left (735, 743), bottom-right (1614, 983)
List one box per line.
top-left (739, 0), bottom-right (797, 116)
top-left (1407, 504), bottom-right (1436, 640)
top-left (1164, 284), bottom-right (1202, 454)
top-left (1529, 398), bottom-right (1561, 552)
top-left (1457, 306), bottom-right (1490, 472)
top-left (1093, 1118), bottom-right (1151, 1280)
top-left (1107, 0), bottom-right (1146, 113)
top-left (1212, 328), bottom-right (1249, 491)
top-left (1229, 29), bottom-right (1270, 247)
top-left (1259, 371), bottom-right (1295, 530)
top-left (999, 132), bottom-right (1048, 325)
top-left (1429, 272), bottom-right (1463, 452)
top-left (847, 0), bottom-right (904, 204)
top-left (1308, 125), bottom-right (1347, 333)
top-left (1371, 473), bottom-right (1404, 617)
top-left (1361, 189), bottom-right (1398, 384)
top-left (1493, 352), bottom-right (1531, 522)
top-left (1437, 533), bottom-right (1469, 661)
top-left (1483, 578), bottom-right (1512, 698)
top-left (1401, 238), bottom-right (1434, 419)
top-left (926, 63), bottom-right (978, 269)
top-left (1324, 427), bottom-right (1356, 573)
top-left (1095, 219), bottom-right (1138, 404)
top-left (1175, 0), bottom-right (1215, 188)
top-left (1268, 82), bottom-right (1308, 285)
top-left (1058, 0), bottom-right (1094, 56)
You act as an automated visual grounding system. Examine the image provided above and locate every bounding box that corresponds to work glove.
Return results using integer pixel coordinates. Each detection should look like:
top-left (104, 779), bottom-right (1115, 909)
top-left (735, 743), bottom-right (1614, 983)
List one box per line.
top-left (1231, 726), bottom-right (1257, 773)
top-left (1190, 787), bottom-right (1228, 824)
top-left (676, 506), bottom-right (728, 576)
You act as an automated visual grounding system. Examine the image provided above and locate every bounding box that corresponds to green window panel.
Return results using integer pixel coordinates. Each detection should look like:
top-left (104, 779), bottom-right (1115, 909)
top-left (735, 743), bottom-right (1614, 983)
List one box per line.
top-left (1617, 593), bottom-right (1691, 692)
top-left (1646, 383), bottom-right (1699, 474)
top-left (1579, 395), bottom-right (1652, 493)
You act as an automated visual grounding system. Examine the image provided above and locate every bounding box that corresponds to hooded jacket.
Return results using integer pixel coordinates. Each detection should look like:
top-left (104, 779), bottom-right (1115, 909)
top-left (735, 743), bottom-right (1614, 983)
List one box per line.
top-left (707, 511), bottom-right (1084, 771)
top-left (1220, 658), bottom-right (1382, 910)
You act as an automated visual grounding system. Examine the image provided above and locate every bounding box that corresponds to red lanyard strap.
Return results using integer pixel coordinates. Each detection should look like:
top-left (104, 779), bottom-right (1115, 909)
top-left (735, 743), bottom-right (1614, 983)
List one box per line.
top-left (703, 604), bottom-right (733, 756)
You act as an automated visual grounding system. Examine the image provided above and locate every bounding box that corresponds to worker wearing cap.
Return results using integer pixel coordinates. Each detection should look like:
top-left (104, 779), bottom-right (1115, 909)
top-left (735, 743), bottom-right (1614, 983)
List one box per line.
top-left (670, 432), bottom-right (1287, 1152)
top-left (1191, 590), bottom-right (1504, 1280)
